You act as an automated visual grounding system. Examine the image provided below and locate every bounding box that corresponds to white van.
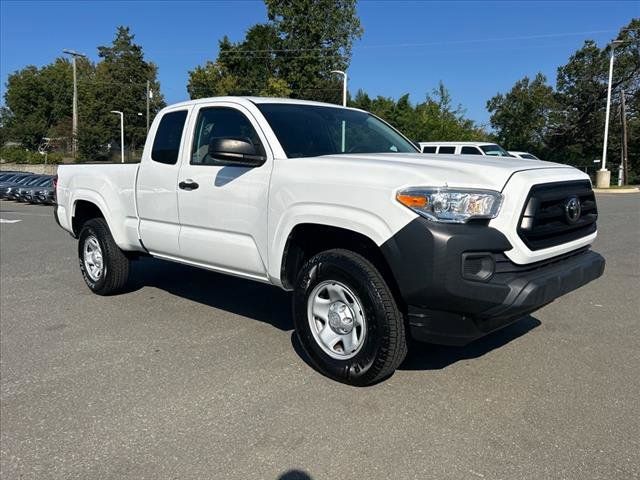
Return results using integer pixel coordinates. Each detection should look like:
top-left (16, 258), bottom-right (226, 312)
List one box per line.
top-left (419, 141), bottom-right (513, 157)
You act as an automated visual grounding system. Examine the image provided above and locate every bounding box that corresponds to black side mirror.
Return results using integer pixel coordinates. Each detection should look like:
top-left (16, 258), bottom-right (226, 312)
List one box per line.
top-left (208, 137), bottom-right (266, 167)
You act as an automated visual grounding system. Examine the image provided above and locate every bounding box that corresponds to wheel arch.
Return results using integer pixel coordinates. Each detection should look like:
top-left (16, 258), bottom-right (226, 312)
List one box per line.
top-left (279, 223), bottom-right (405, 312)
top-left (72, 199), bottom-right (106, 237)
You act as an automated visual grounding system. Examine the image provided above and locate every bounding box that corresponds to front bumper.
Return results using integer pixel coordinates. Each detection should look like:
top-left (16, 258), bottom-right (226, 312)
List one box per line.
top-left (380, 218), bottom-right (605, 346)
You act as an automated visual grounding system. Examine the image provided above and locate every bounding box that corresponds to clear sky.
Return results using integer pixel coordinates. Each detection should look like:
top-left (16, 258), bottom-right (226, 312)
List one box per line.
top-left (0, 0), bottom-right (637, 126)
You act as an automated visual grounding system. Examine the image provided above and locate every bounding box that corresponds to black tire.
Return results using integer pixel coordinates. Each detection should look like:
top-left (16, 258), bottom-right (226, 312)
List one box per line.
top-left (293, 249), bottom-right (407, 386)
top-left (78, 218), bottom-right (130, 295)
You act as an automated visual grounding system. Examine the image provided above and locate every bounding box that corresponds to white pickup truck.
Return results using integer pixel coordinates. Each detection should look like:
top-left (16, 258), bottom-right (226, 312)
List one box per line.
top-left (55, 97), bottom-right (605, 385)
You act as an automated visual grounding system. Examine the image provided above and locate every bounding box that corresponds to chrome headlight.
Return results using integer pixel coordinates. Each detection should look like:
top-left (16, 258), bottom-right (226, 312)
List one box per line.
top-left (396, 187), bottom-right (502, 223)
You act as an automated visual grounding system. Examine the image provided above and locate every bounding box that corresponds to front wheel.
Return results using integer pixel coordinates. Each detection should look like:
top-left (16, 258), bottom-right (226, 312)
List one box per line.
top-left (293, 249), bottom-right (407, 386)
top-left (78, 218), bottom-right (130, 295)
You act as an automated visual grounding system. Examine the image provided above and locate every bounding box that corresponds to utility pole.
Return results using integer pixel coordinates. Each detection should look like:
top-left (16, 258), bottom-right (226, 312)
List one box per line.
top-left (63, 49), bottom-right (87, 159)
top-left (146, 80), bottom-right (151, 134)
top-left (620, 89), bottom-right (628, 186)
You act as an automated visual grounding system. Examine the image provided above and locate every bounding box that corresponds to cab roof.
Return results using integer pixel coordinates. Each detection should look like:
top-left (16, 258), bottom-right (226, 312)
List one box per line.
top-left (165, 96), bottom-right (360, 110)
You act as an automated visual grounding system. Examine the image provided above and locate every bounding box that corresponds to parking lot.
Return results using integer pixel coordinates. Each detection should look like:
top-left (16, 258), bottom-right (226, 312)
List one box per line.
top-left (0, 194), bottom-right (638, 479)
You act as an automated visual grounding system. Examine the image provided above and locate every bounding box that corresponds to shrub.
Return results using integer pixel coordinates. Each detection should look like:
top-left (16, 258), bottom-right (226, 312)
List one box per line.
top-left (0, 146), bottom-right (64, 164)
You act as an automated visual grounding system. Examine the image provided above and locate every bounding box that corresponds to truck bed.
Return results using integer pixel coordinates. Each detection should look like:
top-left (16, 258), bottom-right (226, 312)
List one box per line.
top-left (56, 163), bottom-right (142, 251)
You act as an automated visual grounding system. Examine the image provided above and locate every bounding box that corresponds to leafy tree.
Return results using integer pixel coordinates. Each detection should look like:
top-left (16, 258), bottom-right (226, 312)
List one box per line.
top-left (265, 0), bottom-right (362, 103)
top-left (187, 61), bottom-right (240, 99)
top-left (486, 73), bottom-right (555, 153)
top-left (78, 26), bottom-right (165, 159)
top-left (2, 59), bottom-right (76, 150)
top-left (487, 19), bottom-right (639, 179)
top-left (187, 0), bottom-right (362, 103)
top-left (351, 82), bottom-right (487, 143)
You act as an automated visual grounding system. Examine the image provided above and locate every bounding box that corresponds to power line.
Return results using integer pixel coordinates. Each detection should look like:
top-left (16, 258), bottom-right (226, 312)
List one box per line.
top-left (214, 29), bottom-right (619, 55)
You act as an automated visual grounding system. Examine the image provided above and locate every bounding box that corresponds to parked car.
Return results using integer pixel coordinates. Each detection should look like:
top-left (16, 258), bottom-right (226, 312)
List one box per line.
top-left (34, 185), bottom-right (56, 205)
top-left (55, 97), bottom-right (604, 385)
top-left (19, 176), bottom-right (54, 202)
top-left (1, 174), bottom-right (37, 199)
top-left (11, 175), bottom-right (47, 201)
top-left (27, 177), bottom-right (55, 204)
top-left (418, 141), bottom-right (514, 157)
top-left (509, 151), bottom-right (540, 160)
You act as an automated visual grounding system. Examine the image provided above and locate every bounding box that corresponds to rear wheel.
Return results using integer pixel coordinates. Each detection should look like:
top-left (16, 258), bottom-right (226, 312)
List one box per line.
top-left (293, 249), bottom-right (407, 386)
top-left (78, 218), bottom-right (130, 295)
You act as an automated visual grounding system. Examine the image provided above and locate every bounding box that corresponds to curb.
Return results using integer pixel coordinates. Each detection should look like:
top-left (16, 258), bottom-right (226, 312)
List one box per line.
top-left (593, 187), bottom-right (640, 194)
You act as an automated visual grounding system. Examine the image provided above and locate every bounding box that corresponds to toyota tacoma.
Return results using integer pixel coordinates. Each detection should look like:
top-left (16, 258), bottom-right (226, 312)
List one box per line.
top-left (54, 97), bottom-right (605, 385)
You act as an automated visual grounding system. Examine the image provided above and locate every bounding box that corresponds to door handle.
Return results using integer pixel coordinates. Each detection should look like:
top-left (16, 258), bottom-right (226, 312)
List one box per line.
top-left (178, 180), bottom-right (199, 191)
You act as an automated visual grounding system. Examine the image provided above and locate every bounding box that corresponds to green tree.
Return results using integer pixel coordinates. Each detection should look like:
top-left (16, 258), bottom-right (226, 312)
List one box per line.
top-left (486, 73), bottom-right (556, 153)
top-left (187, 0), bottom-right (363, 104)
top-left (265, 0), bottom-right (362, 103)
top-left (350, 83), bottom-right (487, 143)
top-left (187, 61), bottom-right (240, 99)
top-left (78, 26), bottom-right (165, 160)
top-left (485, 19), bottom-right (639, 178)
top-left (2, 58), bottom-right (77, 150)
top-left (548, 20), bottom-right (639, 172)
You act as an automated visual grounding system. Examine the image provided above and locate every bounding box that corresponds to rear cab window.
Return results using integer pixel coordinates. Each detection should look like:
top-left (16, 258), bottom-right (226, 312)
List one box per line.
top-left (151, 110), bottom-right (188, 165)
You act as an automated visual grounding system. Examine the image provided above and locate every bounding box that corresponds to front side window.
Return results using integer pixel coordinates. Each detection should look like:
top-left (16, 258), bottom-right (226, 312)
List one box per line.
top-left (151, 110), bottom-right (188, 165)
top-left (438, 146), bottom-right (455, 154)
top-left (191, 107), bottom-right (264, 165)
top-left (461, 146), bottom-right (482, 155)
top-left (256, 103), bottom-right (417, 159)
top-left (480, 144), bottom-right (511, 157)
top-left (520, 153), bottom-right (538, 160)
top-left (422, 146), bottom-right (437, 153)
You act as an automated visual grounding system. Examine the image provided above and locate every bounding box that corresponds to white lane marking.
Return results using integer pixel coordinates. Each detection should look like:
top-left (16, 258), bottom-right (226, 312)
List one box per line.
top-left (0, 212), bottom-right (51, 217)
top-left (0, 219), bottom-right (22, 223)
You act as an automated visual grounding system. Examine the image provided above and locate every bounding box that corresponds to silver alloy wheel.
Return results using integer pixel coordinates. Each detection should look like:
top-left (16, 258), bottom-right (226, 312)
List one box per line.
top-left (83, 235), bottom-right (104, 282)
top-left (307, 280), bottom-right (366, 360)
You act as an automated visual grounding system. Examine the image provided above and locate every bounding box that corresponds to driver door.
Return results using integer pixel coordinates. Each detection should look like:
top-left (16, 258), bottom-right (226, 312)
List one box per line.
top-left (176, 102), bottom-right (272, 280)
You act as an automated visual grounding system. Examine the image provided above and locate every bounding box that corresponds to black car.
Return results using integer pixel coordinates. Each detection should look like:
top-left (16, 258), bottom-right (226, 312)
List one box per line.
top-left (18, 176), bottom-right (53, 202)
top-left (9, 175), bottom-right (46, 201)
top-left (24, 176), bottom-right (54, 204)
top-left (0, 174), bottom-right (37, 199)
top-left (33, 182), bottom-right (56, 204)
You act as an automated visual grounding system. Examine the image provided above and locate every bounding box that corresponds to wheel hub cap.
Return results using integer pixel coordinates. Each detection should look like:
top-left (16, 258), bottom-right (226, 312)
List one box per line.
top-left (83, 235), bottom-right (104, 281)
top-left (328, 301), bottom-right (355, 335)
top-left (307, 280), bottom-right (367, 360)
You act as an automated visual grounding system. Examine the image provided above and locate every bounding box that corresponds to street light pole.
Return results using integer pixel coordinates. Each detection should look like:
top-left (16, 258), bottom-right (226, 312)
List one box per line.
top-left (111, 111), bottom-right (124, 163)
top-left (63, 49), bottom-right (87, 159)
top-left (330, 70), bottom-right (348, 152)
top-left (330, 70), bottom-right (347, 107)
top-left (146, 80), bottom-right (151, 134)
top-left (597, 39), bottom-right (623, 188)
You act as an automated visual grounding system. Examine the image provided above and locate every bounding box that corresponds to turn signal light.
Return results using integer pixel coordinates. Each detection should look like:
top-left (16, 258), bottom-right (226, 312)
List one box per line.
top-left (396, 193), bottom-right (428, 208)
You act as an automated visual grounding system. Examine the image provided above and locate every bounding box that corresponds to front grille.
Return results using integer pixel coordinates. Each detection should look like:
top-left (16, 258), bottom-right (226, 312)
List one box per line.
top-left (517, 180), bottom-right (597, 250)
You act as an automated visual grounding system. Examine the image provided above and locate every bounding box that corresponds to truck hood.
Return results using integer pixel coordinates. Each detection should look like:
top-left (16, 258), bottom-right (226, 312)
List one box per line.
top-left (317, 152), bottom-right (573, 191)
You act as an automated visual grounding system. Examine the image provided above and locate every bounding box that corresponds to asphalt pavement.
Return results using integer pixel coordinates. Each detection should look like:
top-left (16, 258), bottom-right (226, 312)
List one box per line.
top-left (1, 194), bottom-right (639, 480)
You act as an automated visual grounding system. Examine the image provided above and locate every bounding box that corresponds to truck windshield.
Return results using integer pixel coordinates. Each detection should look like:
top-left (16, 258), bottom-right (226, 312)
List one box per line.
top-left (480, 144), bottom-right (513, 157)
top-left (256, 103), bottom-right (418, 158)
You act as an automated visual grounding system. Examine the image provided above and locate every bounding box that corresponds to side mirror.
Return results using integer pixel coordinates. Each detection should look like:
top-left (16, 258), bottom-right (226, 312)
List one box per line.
top-left (208, 137), bottom-right (266, 167)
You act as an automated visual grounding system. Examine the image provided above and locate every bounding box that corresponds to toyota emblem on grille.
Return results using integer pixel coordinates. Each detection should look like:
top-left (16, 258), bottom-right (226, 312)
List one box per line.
top-left (564, 196), bottom-right (581, 224)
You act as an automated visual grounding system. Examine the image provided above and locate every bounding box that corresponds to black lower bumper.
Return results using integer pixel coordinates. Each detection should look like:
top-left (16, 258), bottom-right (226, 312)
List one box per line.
top-left (380, 218), bottom-right (605, 346)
